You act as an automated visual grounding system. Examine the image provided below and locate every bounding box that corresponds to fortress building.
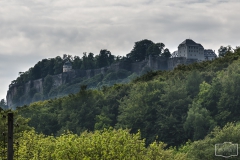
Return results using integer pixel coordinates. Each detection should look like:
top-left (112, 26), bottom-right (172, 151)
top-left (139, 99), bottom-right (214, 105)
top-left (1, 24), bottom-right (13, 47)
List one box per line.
top-left (63, 60), bottom-right (72, 72)
top-left (6, 39), bottom-right (218, 109)
top-left (204, 49), bottom-right (217, 60)
top-left (177, 39), bottom-right (205, 61)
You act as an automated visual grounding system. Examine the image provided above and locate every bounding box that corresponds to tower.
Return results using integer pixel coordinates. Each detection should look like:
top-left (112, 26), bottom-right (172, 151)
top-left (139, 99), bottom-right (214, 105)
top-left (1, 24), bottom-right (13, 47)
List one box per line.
top-left (63, 60), bottom-right (72, 72)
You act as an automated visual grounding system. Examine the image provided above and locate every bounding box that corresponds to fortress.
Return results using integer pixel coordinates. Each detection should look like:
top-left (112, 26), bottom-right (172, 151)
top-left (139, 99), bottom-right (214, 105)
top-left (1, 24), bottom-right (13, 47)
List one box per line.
top-left (6, 39), bottom-right (217, 108)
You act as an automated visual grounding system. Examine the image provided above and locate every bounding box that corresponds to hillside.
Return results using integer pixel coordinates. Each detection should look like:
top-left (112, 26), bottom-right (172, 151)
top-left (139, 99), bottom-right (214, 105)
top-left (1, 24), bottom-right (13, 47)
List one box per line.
top-left (1, 47), bottom-right (240, 159)
top-left (15, 47), bottom-right (240, 145)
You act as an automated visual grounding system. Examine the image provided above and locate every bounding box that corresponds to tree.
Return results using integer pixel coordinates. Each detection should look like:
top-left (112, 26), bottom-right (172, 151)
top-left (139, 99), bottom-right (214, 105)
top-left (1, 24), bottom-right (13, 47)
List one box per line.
top-left (218, 45), bottom-right (232, 57)
top-left (127, 39), bottom-right (154, 62)
top-left (184, 102), bottom-right (216, 141)
top-left (161, 48), bottom-right (171, 58)
top-left (53, 56), bottom-right (64, 74)
top-left (0, 99), bottom-right (7, 110)
top-left (146, 44), bottom-right (161, 57)
top-left (96, 50), bottom-right (112, 68)
top-left (72, 56), bottom-right (82, 69)
top-left (156, 43), bottom-right (165, 52)
top-left (186, 70), bottom-right (203, 98)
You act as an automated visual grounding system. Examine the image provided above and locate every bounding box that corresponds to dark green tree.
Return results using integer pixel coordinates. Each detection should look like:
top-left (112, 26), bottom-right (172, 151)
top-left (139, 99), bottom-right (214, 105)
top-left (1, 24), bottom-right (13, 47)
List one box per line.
top-left (127, 39), bottom-right (154, 62)
top-left (184, 102), bottom-right (216, 140)
top-left (161, 48), bottom-right (171, 58)
top-left (0, 99), bottom-right (7, 110)
top-left (218, 45), bottom-right (232, 57)
top-left (146, 44), bottom-right (161, 56)
top-left (186, 70), bottom-right (203, 98)
top-left (96, 50), bottom-right (113, 68)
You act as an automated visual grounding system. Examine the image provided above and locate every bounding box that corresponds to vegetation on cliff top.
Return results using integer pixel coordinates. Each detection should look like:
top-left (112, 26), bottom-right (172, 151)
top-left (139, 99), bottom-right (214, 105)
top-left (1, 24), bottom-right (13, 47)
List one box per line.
top-left (7, 39), bottom-right (171, 109)
top-left (10, 39), bottom-right (170, 87)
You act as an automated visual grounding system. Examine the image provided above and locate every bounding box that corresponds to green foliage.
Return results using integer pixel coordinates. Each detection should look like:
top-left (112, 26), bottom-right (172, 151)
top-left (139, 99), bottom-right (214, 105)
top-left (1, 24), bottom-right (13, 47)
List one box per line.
top-left (0, 99), bottom-right (7, 110)
top-left (13, 128), bottom-right (186, 160)
top-left (184, 102), bottom-right (216, 140)
top-left (10, 45), bottom-right (240, 156)
top-left (218, 45), bottom-right (233, 57)
top-left (185, 70), bottom-right (203, 98)
top-left (127, 39), bottom-right (154, 62)
top-left (117, 81), bottom-right (166, 144)
top-left (32, 93), bottom-right (43, 102)
top-left (127, 40), bottom-right (169, 62)
top-left (0, 110), bottom-right (32, 159)
top-left (147, 43), bottom-right (161, 56)
top-left (161, 48), bottom-right (171, 58)
top-left (187, 122), bottom-right (240, 160)
top-left (96, 50), bottom-right (114, 68)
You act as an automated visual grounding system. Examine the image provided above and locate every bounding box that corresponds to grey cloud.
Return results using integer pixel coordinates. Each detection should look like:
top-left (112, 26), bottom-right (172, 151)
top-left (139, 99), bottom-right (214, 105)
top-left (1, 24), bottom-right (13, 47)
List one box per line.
top-left (0, 0), bottom-right (240, 99)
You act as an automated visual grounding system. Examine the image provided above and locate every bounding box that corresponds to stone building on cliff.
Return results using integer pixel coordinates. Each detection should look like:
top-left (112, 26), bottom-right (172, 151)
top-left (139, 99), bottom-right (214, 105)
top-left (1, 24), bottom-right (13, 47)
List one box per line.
top-left (6, 39), bottom-right (217, 109)
top-left (63, 60), bottom-right (72, 72)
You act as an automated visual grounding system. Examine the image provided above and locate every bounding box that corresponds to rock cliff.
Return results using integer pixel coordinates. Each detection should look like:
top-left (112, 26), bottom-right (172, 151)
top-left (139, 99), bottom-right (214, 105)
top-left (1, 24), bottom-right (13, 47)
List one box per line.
top-left (6, 56), bottom-right (196, 109)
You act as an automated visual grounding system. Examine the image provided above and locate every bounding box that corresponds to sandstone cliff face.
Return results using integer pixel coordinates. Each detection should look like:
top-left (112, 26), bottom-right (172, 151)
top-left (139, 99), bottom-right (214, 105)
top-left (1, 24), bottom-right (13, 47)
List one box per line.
top-left (6, 56), bottom-right (190, 109)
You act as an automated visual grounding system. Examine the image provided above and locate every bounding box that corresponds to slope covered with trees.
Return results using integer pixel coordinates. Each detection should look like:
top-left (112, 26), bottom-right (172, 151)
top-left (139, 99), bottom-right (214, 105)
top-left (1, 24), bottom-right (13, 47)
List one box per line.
top-left (12, 47), bottom-right (240, 147)
top-left (1, 45), bottom-right (240, 159)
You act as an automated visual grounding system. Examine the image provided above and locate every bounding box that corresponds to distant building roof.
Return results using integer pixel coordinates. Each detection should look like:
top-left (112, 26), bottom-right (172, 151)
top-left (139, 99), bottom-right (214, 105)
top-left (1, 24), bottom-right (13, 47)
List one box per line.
top-left (63, 60), bottom-right (72, 66)
top-left (178, 39), bottom-right (204, 48)
top-left (204, 49), bottom-right (217, 57)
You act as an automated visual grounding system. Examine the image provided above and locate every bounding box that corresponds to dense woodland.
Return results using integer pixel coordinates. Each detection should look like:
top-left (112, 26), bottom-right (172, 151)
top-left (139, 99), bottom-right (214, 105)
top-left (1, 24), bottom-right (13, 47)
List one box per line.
top-left (1, 41), bottom-right (239, 159)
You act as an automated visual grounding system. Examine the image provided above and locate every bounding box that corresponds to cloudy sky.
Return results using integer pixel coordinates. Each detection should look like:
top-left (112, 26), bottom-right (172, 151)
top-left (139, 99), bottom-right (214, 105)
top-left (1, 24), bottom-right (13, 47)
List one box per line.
top-left (0, 0), bottom-right (240, 100)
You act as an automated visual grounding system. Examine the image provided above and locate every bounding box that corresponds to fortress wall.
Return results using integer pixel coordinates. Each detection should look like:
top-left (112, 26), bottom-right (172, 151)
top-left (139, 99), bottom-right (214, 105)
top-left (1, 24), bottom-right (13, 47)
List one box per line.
top-left (168, 57), bottom-right (188, 70)
top-left (75, 69), bottom-right (87, 78)
top-left (119, 61), bottom-right (132, 71)
top-left (186, 59), bottom-right (198, 65)
top-left (131, 60), bottom-right (148, 73)
top-left (109, 63), bottom-right (120, 71)
top-left (157, 57), bottom-right (168, 70)
top-left (107, 61), bottom-right (132, 73)
top-left (8, 56), bottom-right (198, 109)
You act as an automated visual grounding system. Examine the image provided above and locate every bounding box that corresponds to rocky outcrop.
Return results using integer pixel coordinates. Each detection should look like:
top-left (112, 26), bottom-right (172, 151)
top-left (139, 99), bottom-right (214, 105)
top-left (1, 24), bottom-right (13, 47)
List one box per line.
top-left (6, 56), bottom-right (194, 109)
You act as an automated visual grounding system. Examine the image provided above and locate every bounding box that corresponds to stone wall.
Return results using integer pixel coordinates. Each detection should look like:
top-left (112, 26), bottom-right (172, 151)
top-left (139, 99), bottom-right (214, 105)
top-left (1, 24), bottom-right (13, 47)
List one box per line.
top-left (6, 56), bottom-right (199, 108)
top-left (168, 57), bottom-right (198, 70)
top-left (131, 60), bottom-right (148, 73)
top-left (148, 56), bottom-right (168, 71)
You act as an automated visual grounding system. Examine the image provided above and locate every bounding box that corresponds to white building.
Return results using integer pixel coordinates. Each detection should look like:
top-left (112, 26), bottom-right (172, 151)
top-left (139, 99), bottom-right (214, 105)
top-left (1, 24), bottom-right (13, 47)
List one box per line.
top-left (171, 51), bottom-right (179, 58)
top-left (63, 60), bottom-right (72, 72)
top-left (204, 49), bottom-right (217, 60)
top-left (177, 39), bottom-right (205, 61)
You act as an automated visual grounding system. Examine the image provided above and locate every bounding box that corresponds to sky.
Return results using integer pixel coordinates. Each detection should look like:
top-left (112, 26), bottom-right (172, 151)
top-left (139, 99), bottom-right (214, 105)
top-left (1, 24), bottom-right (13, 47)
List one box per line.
top-left (0, 0), bottom-right (240, 100)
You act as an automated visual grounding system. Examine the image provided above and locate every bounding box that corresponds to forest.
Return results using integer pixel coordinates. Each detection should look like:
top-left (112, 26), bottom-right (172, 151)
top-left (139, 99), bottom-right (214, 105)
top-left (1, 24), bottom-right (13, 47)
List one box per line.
top-left (1, 42), bottom-right (240, 159)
